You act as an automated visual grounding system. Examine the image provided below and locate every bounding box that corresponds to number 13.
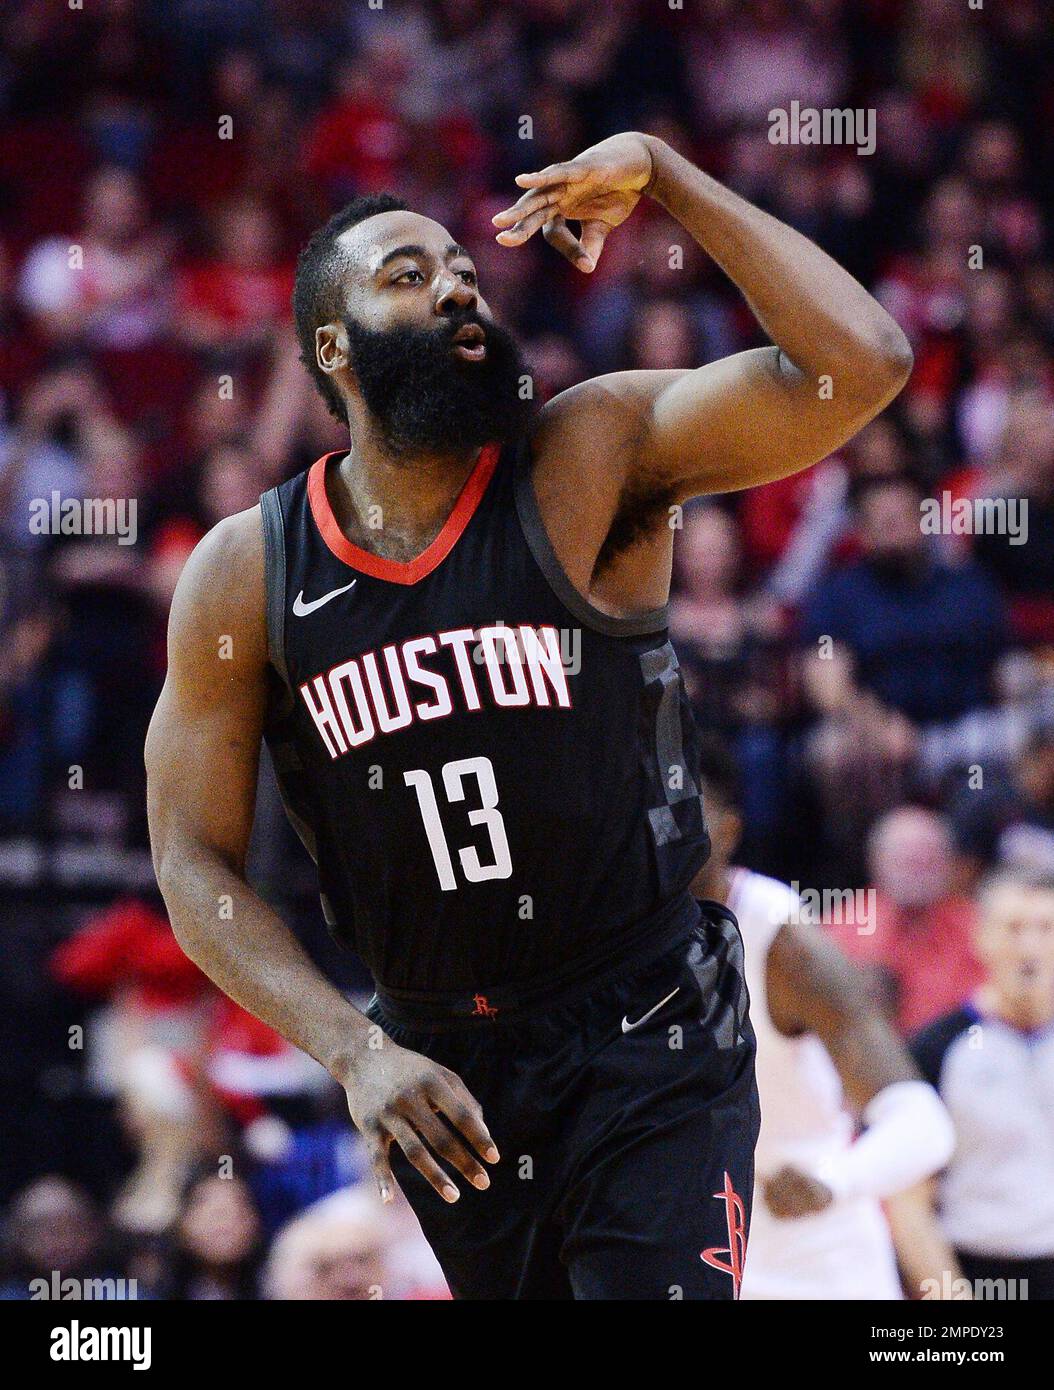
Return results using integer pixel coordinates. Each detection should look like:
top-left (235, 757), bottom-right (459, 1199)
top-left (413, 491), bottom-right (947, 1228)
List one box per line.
top-left (404, 756), bottom-right (513, 892)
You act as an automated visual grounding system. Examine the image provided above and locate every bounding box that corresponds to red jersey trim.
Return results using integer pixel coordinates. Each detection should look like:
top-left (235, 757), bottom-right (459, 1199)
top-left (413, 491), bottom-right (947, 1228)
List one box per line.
top-left (307, 441), bottom-right (501, 586)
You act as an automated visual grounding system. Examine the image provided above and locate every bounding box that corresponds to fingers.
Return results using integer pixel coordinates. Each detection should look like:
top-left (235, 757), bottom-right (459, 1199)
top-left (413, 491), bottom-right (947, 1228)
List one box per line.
top-left (492, 174), bottom-right (610, 271)
top-left (414, 1108), bottom-right (491, 1192)
top-left (498, 210), bottom-right (607, 273)
top-left (365, 1070), bottom-right (499, 1206)
top-left (366, 1137), bottom-right (397, 1206)
top-left (491, 187), bottom-right (564, 231)
top-left (577, 219), bottom-right (611, 269)
top-left (513, 163), bottom-right (575, 189)
top-left (545, 216), bottom-right (603, 273)
top-left (429, 1072), bottom-right (500, 1166)
top-left (386, 1115), bottom-right (462, 1204)
top-left (495, 200), bottom-right (560, 248)
top-left (542, 216), bottom-right (585, 265)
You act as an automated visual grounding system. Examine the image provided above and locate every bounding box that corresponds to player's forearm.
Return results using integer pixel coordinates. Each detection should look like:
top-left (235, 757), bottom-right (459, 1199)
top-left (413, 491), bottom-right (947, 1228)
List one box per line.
top-left (155, 844), bottom-right (370, 1082)
top-left (642, 137), bottom-right (912, 395)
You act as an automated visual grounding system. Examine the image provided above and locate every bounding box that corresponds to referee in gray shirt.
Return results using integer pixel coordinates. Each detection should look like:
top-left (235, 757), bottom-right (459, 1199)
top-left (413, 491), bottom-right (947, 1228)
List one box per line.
top-left (912, 872), bottom-right (1054, 1300)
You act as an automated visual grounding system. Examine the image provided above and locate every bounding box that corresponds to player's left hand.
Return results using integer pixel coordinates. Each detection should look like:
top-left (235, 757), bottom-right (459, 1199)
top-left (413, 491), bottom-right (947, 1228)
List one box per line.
top-left (491, 131), bottom-right (656, 273)
top-left (763, 1164), bottom-right (834, 1219)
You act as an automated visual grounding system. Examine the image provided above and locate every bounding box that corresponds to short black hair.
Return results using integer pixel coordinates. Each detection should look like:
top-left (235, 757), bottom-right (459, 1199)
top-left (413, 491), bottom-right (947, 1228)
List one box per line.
top-left (695, 734), bottom-right (742, 811)
top-left (292, 193), bottom-right (409, 424)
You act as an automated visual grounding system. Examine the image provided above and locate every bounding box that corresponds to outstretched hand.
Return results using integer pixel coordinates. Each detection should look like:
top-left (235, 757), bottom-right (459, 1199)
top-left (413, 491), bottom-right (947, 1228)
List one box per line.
top-left (492, 131), bottom-right (655, 273)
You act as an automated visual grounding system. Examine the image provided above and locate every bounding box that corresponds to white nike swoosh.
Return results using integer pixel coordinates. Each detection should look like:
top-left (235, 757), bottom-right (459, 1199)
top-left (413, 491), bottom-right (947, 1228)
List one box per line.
top-left (621, 987), bottom-right (680, 1034)
top-left (292, 580), bottom-right (357, 616)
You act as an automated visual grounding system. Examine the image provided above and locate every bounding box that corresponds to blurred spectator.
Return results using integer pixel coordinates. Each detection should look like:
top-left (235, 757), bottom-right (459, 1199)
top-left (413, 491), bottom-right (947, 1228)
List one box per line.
top-left (50, 896), bottom-right (215, 1233)
top-left (0, 1176), bottom-right (129, 1300)
top-left (159, 1172), bottom-right (263, 1300)
top-left (174, 195), bottom-right (293, 361)
top-left (798, 473), bottom-right (1006, 873)
top-left (17, 166), bottom-right (172, 350)
top-left (686, 0), bottom-right (848, 132)
top-left (801, 473), bottom-right (1006, 728)
top-left (263, 1186), bottom-right (448, 1300)
top-left (912, 873), bottom-right (1054, 1300)
top-left (303, 53), bottom-right (416, 202)
top-left (830, 806), bottom-right (984, 1036)
top-left (973, 392), bottom-right (1054, 643)
top-left (671, 504), bottom-right (783, 735)
top-left (947, 716), bottom-right (1054, 889)
top-left (50, 897), bottom-right (331, 1236)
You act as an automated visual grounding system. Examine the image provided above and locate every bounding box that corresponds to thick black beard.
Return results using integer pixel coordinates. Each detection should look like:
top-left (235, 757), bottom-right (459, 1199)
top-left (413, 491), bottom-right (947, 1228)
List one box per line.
top-left (342, 312), bottom-right (535, 456)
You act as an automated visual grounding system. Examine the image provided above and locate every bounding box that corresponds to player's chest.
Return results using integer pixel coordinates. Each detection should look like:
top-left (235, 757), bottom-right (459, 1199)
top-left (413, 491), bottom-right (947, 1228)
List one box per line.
top-left (283, 563), bottom-right (580, 763)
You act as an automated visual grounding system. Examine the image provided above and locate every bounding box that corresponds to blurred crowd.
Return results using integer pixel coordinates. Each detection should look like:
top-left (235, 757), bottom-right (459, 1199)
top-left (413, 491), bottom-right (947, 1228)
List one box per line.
top-left (1, 0), bottom-right (1053, 1298)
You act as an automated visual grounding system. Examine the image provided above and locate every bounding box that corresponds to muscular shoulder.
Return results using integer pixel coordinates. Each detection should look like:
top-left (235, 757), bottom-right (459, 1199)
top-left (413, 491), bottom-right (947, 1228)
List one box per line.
top-left (532, 371), bottom-right (681, 493)
top-left (529, 371), bottom-right (683, 584)
top-left (167, 505), bottom-right (266, 677)
top-left (179, 504), bottom-right (263, 593)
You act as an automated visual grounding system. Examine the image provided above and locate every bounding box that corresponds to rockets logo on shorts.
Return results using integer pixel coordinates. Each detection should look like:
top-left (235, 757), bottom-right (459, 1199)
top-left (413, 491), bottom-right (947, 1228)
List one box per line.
top-left (701, 1171), bottom-right (748, 1298)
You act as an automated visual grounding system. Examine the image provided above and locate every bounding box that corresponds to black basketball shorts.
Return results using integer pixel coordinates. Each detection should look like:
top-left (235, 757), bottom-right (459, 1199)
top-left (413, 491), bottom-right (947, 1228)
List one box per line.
top-left (364, 900), bottom-right (759, 1300)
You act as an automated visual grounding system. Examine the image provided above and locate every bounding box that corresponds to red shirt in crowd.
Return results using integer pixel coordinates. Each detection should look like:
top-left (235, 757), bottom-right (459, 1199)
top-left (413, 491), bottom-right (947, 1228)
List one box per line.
top-left (828, 891), bottom-right (985, 1036)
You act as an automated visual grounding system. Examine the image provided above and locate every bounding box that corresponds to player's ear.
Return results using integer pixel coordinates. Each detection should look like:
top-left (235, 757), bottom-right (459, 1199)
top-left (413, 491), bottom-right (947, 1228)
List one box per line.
top-left (316, 321), bottom-right (349, 376)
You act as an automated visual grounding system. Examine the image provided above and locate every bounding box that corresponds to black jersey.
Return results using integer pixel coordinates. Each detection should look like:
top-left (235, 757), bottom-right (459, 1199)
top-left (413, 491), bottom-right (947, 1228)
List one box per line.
top-left (259, 436), bottom-right (710, 998)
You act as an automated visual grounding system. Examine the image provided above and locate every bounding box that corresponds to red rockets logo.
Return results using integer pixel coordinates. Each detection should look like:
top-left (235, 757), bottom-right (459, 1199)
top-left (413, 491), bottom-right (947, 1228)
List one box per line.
top-left (700, 1171), bottom-right (748, 1298)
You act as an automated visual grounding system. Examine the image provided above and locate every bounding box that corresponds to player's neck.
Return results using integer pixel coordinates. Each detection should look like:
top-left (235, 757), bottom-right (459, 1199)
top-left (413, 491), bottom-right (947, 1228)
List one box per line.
top-left (332, 434), bottom-right (483, 562)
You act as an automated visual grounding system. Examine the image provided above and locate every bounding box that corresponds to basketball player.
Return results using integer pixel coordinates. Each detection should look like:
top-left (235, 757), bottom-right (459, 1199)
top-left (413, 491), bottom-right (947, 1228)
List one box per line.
top-left (145, 132), bottom-right (912, 1299)
top-left (692, 743), bottom-right (958, 1299)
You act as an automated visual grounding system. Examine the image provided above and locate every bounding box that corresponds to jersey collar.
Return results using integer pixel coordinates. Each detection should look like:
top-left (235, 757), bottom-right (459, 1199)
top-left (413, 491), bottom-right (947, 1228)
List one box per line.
top-left (307, 441), bottom-right (501, 585)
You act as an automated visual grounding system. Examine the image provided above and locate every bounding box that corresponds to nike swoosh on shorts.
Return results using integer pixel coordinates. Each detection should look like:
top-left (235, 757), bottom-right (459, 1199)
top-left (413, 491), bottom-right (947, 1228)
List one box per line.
top-left (621, 987), bottom-right (681, 1034)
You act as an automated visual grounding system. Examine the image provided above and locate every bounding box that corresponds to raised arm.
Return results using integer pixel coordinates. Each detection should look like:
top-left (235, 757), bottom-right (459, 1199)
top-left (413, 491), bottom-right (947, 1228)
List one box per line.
top-left (494, 132), bottom-right (912, 501)
top-left (145, 509), bottom-right (497, 1204)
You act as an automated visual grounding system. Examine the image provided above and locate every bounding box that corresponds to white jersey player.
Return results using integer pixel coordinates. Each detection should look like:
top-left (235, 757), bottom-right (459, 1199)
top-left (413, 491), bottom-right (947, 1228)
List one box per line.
top-left (692, 743), bottom-right (959, 1300)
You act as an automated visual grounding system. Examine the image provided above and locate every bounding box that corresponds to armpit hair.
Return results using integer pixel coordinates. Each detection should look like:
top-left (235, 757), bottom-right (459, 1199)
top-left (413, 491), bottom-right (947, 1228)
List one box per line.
top-left (592, 474), bottom-right (677, 579)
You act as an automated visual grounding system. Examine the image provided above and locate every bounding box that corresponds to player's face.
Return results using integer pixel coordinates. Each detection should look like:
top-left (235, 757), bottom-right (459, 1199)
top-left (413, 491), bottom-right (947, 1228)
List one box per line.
top-left (338, 209), bottom-right (494, 338)
top-left (323, 210), bottom-right (534, 454)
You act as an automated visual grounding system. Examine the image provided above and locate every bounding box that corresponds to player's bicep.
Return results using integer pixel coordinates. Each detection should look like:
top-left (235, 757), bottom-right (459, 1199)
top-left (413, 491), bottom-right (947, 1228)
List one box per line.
top-left (146, 676), bottom-right (262, 879)
top-left (145, 510), bottom-right (267, 880)
top-left (632, 346), bottom-right (900, 499)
